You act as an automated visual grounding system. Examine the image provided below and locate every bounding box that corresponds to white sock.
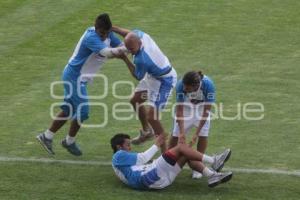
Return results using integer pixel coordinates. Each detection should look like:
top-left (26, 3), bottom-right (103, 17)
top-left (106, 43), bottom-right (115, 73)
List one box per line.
top-left (66, 135), bottom-right (75, 145)
top-left (202, 167), bottom-right (214, 177)
top-left (202, 154), bottom-right (214, 164)
top-left (44, 129), bottom-right (54, 140)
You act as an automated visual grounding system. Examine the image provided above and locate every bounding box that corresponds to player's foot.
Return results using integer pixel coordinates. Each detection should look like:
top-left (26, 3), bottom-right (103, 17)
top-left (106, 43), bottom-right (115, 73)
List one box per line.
top-left (131, 129), bottom-right (154, 145)
top-left (192, 170), bottom-right (203, 179)
top-left (61, 139), bottom-right (82, 156)
top-left (36, 133), bottom-right (55, 155)
top-left (208, 171), bottom-right (233, 188)
top-left (212, 149), bottom-right (231, 172)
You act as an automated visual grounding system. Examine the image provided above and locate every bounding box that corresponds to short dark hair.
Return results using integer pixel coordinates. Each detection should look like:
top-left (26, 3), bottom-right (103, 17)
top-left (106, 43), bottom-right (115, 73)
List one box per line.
top-left (110, 133), bottom-right (130, 153)
top-left (182, 71), bottom-right (203, 86)
top-left (95, 13), bottom-right (112, 31)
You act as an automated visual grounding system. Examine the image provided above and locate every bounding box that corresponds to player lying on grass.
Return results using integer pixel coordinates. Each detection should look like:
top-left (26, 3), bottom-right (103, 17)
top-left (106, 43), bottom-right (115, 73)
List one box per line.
top-left (111, 133), bottom-right (232, 190)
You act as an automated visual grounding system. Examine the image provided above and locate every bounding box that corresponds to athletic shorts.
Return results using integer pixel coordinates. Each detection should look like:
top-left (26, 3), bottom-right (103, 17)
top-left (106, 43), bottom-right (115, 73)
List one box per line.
top-left (135, 69), bottom-right (177, 110)
top-left (172, 105), bottom-right (211, 137)
top-left (60, 66), bottom-right (89, 122)
top-left (143, 152), bottom-right (181, 189)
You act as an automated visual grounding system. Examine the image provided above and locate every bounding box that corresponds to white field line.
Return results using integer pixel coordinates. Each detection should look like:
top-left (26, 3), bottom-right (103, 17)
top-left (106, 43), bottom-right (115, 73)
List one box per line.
top-left (0, 156), bottom-right (300, 177)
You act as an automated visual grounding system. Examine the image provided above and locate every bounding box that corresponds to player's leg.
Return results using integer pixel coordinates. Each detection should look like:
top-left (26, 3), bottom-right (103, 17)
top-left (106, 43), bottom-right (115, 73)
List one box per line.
top-left (168, 145), bottom-right (233, 187)
top-left (169, 143), bottom-right (231, 170)
top-left (147, 106), bottom-right (168, 152)
top-left (48, 111), bottom-right (69, 133)
top-left (130, 90), bottom-right (155, 144)
top-left (149, 78), bottom-right (175, 152)
top-left (61, 81), bottom-right (89, 156)
top-left (36, 77), bottom-right (73, 155)
top-left (130, 90), bottom-right (149, 131)
top-left (131, 78), bottom-right (155, 144)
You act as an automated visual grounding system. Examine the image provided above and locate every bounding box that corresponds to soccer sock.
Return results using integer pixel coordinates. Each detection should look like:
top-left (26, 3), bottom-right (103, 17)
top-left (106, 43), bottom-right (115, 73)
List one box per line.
top-left (202, 167), bottom-right (214, 177)
top-left (66, 135), bottom-right (75, 145)
top-left (44, 129), bottom-right (54, 140)
top-left (202, 154), bottom-right (214, 164)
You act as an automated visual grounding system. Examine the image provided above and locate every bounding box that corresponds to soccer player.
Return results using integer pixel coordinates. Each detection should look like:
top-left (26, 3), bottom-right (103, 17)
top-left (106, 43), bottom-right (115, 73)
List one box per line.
top-left (111, 133), bottom-right (232, 190)
top-left (36, 13), bottom-right (127, 156)
top-left (112, 26), bottom-right (177, 152)
top-left (168, 70), bottom-right (216, 178)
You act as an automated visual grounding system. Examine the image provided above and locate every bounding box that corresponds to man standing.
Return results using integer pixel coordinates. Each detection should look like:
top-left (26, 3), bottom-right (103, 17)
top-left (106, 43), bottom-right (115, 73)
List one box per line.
top-left (169, 70), bottom-right (217, 179)
top-left (112, 26), bottom-right (177, 152)
top-left (37, 13), bottom-right (127, 156)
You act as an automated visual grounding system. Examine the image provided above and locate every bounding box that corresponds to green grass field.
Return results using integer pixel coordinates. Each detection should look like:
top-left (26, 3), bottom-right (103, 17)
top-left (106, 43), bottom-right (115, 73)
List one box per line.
top-left (1, 0), bottom-right (300, 199)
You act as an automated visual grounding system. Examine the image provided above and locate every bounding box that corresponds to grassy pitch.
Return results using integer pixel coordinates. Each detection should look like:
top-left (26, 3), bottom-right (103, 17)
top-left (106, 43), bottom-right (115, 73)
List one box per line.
top-left (0, 0), bottom-right (300, 199)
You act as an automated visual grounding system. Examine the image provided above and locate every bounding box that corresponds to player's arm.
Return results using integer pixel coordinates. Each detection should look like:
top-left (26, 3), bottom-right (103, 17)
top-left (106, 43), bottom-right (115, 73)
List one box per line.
top-left (99, 46), bottom-right (128, 58)
top-left (112, 25), bottom-right (130, 38)
top-left (136, 135), bottom-right (165, 165)
top-left (119, 56), bottom-right (146, 81)
top-left (190, 104), bottom-right (212, 147)
top-left (190, 81), bottom-right (215, 146)
top-left (176, 103), bottom-right (185, 144)
top-left (175, 82), bottom-right (186, 144)
top-left (86, 33), bottom-right (127, 58)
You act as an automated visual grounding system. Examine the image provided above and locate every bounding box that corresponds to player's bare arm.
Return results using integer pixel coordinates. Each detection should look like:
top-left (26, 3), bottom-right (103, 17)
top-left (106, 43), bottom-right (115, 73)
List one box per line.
top-left (190, 104), bottom-right (211, 146)
top-left (112, 25), bottom-right (131, 37)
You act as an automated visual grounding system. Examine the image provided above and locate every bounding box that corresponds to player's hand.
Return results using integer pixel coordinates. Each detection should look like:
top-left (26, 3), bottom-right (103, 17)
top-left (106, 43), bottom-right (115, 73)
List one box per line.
top-left (178, 133), bottom-right (186, 144)
top-left (113, 51), bottom-right (127, 60)
top-left (189, 134), bottom-right (198, 147)
top-left (155, 134), bottom-right (166, 147)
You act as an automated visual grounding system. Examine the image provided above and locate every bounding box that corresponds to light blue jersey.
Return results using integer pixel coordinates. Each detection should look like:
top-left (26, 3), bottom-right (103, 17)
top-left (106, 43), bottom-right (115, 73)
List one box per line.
top-left (176, 75), bottom-right (215, 104)
top-left (60, 27), bottom-right (121, 122)
top-left (112, 150), bottom-right (160, 190)
top-left (64, 27), bottom-right (121, 82)
top-left (132, 30), bottom-right (174, 81)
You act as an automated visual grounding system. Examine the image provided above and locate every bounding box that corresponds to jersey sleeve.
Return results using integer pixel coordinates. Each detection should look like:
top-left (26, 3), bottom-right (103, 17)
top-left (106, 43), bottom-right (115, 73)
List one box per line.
top-left (132, 29), bottom-right (144, 38)
top-left (112, 150), bottom-right (138, 166)
top-left (85, 34), bottom-right (107, 53)
top-left (203, 79), bottom-right (216, 103)
top-left (133, 59), bottom-right (147, 80)
top-left (176, 80), bottom-right (185, 102)
top-left (109, 32), bottom-right (122, 47)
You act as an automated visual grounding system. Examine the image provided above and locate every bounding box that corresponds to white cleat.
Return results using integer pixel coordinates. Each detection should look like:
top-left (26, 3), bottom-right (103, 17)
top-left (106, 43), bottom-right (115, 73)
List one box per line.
top-left (212, 149), bottom-right (231, 172)
top-left (208, 171), bottom-right (233, 188)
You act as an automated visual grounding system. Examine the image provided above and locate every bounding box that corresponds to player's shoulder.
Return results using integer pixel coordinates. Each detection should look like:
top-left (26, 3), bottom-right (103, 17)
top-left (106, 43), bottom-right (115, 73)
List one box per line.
top-left (202, 75), bottom-right (215, 93)
top-left (84, 27), bottom-right (101, 41)
top-left (202, 75), bottom-right (214, 86)
top-left (176, 79), bottom-right (184, 92)
top-left (132, 29), bottom-right (145, 38)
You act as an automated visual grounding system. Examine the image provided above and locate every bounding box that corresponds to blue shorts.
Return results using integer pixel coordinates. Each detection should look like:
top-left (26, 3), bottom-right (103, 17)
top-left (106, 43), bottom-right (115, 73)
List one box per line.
top-left (60, 67), bottom-right (89, 122)
top-left (134, 70), bottom-right (177, 110)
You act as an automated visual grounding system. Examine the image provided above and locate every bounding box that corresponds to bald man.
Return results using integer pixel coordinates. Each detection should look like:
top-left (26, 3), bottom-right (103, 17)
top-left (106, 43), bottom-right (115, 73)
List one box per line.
top-left (112, 26), bottom-right (177, 152)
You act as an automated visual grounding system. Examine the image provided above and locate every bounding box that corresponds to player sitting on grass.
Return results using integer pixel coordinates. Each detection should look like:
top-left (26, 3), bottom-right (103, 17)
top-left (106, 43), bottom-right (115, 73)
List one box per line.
top-left (111, 133), bottom-right (232, 190)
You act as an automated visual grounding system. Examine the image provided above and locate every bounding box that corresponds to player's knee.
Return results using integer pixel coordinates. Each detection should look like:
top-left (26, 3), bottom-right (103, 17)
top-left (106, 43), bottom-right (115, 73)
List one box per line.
top-left (78, 106), bottom-right (89, 122)
top-left (60, 104), bottom-right (72, 117)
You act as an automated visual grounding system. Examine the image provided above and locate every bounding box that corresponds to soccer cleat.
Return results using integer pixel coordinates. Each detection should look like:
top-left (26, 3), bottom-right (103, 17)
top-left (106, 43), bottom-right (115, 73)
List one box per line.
top-left (192, 170), bottom-right (203, 179)
top-left (36, 133), bottom-right (55, 155)
top-left (131, 129), bottom-right (154, 145)
top-left (61, 139), bottom-right (82, 156)
top-left (208, 171), bottom-right (233, 188)
top-left (212, 149), bottom-right (231, 172)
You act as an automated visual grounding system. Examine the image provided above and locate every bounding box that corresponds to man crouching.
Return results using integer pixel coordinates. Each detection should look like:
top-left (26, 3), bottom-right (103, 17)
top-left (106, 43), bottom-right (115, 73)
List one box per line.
top-left (111, 133), bottom-right (232, 190)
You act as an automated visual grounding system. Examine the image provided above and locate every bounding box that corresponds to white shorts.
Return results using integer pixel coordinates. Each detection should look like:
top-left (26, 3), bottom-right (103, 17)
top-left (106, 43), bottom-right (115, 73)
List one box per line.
top-left (135, 69), bottom-right (177, 110)
top-left (172, 106), bottom-right (211, 137)
top-left (146, 155), bottom-right (181, 189)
